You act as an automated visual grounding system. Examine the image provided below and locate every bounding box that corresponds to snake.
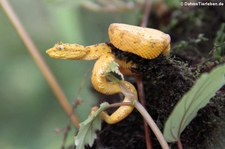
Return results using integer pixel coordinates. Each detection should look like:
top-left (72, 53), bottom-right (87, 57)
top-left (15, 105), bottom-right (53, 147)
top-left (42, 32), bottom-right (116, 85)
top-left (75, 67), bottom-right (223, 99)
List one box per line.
top-left (46, 23), bottom-right (171, 124)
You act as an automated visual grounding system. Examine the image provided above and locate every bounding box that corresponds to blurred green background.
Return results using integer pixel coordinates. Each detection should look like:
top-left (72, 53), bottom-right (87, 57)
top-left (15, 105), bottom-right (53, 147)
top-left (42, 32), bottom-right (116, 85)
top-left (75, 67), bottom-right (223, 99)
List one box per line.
top-left (0, 0), bottom-right (143, 148)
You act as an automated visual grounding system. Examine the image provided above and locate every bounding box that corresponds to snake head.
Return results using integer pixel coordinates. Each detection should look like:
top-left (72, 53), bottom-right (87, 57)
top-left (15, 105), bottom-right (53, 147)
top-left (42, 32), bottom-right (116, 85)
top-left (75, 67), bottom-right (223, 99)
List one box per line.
top-left (108, 23), bottom-right (171, 59)
top-left (46, 42), bottom-right (89, 60)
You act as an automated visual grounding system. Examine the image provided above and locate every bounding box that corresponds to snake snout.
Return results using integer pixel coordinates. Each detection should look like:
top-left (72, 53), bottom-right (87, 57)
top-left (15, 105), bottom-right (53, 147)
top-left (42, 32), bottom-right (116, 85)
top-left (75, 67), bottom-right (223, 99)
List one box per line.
top-left (46, 49), bottom-right (51, 55)
top-left (46, 48), bottom-right (61, 58)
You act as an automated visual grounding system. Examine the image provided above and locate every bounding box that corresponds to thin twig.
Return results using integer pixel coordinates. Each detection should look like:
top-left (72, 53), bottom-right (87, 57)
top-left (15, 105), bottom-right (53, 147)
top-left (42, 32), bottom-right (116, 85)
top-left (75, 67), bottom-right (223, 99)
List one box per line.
top-left (61, 98), bottom-right (82, 149)
top-left (140, 0), bottom-right (152, 28)
top-left (108, 102), bottom-right (133, 108)
top-left (60, 71), bottom-right (89, 148)
top-left (136, 75), bottom-right (152, 149)
top-left (72, 70), bottom-right (90, 109)
top-left (61, 124), bottom-right (71, 149)
top-left (177, 139), bottom-right (183, 149)
top-left (0, 0), bottom-right (80, 128)
top-left (139, 1), bottom-right (153, 148)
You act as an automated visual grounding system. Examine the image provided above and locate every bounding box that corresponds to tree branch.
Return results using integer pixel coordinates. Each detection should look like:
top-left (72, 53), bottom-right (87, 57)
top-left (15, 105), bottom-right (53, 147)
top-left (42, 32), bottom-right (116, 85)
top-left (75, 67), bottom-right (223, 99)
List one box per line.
top-left (0, 0), bottom-right (80, 128)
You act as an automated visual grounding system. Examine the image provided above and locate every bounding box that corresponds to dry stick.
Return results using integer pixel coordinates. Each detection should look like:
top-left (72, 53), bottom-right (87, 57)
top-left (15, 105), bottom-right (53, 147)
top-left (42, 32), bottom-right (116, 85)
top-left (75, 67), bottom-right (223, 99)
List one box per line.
top-left (108, 102), bottom-right (133, 108)
top-left (140, 0), bottom-right (152, 28)
top-left (61, 124), bottom-right (71, 149)
top-left (61, 99), bottom-right (82, 149)
top-left (136, 75), bottom-right (152, 149)
top-left (0, 0), bottom-right (80, 128)
top-left (177, 139), bottom-right (183, 149)
top-left (61, 71), bottom-right (89, 149)
top-left (139, 0), bottom-right (153, 149)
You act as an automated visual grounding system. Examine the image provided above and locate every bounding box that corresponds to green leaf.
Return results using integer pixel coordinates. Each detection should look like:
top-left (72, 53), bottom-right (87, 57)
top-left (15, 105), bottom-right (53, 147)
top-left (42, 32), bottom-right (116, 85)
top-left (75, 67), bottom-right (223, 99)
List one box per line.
top-left (74, 102), bottom-right (110, 149)
top-left (213, 23), bottom-right (225, 59)
top-left (163, 64), bottom-right (225, 142)
top-left (104, 61), bottom-right (124, 81)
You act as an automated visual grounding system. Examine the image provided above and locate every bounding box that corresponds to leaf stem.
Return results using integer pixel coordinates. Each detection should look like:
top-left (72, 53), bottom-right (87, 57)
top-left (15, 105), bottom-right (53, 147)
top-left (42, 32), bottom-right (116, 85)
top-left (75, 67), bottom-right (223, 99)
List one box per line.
top-left (106, 101), bottom-right (169, 149)
top-left (136, 75), bottom-right (152, 149)
top-left (109, 102), bottom-right (133, 108)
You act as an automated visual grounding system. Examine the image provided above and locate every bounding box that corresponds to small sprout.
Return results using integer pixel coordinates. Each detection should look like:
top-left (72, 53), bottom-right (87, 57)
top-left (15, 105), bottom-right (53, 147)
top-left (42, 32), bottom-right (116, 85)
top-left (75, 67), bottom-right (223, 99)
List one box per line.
top-left (74, 102), bottom-right (110, 149)
top-left (104, 61), bottom-right (124, 81)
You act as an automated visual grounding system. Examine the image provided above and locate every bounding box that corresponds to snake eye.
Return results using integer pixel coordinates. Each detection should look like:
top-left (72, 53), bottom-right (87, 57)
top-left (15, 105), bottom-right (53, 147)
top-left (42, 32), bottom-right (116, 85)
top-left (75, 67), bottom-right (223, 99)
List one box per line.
top-left (57, 45), bottom-right (64, 50)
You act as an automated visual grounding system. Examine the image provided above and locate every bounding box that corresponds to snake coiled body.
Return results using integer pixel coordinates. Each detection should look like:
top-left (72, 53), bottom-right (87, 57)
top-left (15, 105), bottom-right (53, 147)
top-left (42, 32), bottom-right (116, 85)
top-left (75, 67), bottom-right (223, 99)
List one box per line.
top-left (46, 23), bottom-right (171, 124)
